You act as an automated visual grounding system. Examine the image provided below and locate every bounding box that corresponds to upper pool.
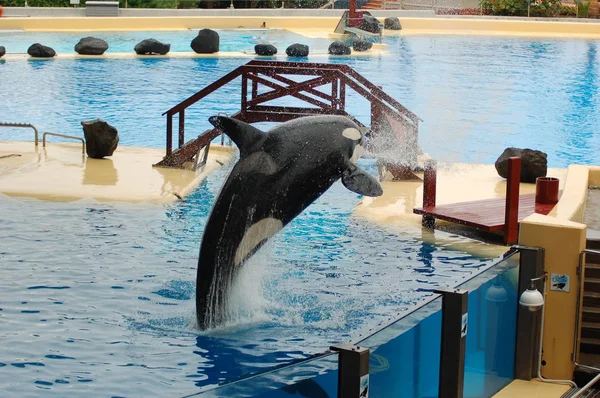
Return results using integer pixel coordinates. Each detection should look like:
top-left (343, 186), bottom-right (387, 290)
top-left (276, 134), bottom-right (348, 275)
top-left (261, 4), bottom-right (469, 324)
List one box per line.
top-left (0, 28), bottom-right (327, 53)
top-left (1, 33), bottom-right (599, 167)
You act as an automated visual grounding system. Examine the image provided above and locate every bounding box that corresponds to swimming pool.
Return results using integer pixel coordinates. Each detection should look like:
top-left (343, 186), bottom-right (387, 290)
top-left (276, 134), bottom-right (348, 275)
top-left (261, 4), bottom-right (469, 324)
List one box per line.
top-left (1, 33), bottom-right (599, 167)
top-left (0, 28), bottom-right (326, 54)
top-left (1, 31), bottom-right (599, 395)
top-left (0, 160), bottom-right (491, 396)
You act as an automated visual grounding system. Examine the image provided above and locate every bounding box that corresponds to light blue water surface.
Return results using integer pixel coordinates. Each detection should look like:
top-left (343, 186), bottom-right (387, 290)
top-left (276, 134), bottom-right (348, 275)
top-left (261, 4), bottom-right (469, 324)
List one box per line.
top-left (1, 34), bottom-right (599, 167)
top-left (1, 32), bottom-right (599, 396)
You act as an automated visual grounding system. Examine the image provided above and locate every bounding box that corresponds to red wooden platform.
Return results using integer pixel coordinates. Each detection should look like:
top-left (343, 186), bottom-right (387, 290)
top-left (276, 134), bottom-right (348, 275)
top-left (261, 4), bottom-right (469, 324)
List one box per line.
top-left (413, 193), bottom-right (556, 232)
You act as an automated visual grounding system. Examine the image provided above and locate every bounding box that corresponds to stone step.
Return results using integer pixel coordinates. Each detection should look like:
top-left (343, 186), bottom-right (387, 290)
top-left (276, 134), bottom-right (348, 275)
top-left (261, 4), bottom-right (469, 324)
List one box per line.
top-left (580, 337), bottom-right (600, 354)
top-left (584, 292), bottom-right (600, 308)
top-left (586, 277), bottom-right (600, 293)
top-left (582, 323), bottom-right (600, 340)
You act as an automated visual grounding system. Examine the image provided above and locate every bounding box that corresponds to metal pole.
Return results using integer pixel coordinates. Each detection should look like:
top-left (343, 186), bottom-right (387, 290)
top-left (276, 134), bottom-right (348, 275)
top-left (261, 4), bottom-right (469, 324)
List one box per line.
top-left (330, 344), bottom-right (369, 398)
top-left (513, 246), bottom-right (545, 380)
top-left (434, 287), bottom-right (468, 398)
top-left (422, 158), bottom-right (437, 228)
top-left (504, 157), bottom-right (521, 245)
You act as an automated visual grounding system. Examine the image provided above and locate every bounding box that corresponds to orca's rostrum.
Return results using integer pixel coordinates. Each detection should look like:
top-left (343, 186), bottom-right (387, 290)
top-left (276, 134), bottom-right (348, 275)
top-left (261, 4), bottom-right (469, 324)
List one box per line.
top-left (196, 115), bottom-right (383, 330)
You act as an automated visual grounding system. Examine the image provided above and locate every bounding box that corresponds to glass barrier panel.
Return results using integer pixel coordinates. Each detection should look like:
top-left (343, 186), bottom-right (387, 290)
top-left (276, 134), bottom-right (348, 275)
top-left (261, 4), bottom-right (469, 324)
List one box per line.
top-left (458, 252), bottom-right (520, 398)
top-left (184, 352), bottom-right (338, 398)
top-left (357, 296), bottom-right (443, 398)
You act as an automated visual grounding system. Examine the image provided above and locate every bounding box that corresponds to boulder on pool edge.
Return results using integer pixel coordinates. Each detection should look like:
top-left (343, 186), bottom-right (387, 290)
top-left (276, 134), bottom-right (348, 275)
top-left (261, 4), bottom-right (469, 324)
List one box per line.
top-left (191, 29), bottom-right (220, 54)
top-left (81, 119), bottom-right (120, 159)
top-left (360, 15), bottom-right (382, 34)
top-left (495, 147), bottom-right (547, 183)
top-left (328, 41), bottom-right (351, 55)
top-left (75, 37), bottom-right (109, 55)
top-left (286, 43), bottom-right (309, 57)
top-left (255, 44), bottom-right (277, 56)
top-left (384, 17), bottom-right (402, 30)
top-left (27, 43), bottom-right (56, 58)
top-left (353, 39), bottom-right (373, 52)
top-left (0, 46), bottom-right (5, 58)
top-left (135, 38), bottom-right (171, 55)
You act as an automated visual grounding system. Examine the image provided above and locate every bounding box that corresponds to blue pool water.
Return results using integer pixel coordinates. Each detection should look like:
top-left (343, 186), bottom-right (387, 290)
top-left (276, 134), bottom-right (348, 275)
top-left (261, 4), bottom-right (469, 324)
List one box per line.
top-left (1, 34), bottom-right (599, 167)
top-left (1, 31), bottom-right (599, 396)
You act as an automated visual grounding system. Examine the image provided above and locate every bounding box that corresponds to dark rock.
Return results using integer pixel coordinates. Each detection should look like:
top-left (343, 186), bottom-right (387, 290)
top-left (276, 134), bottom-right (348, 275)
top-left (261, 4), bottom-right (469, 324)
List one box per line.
top-left (495, 147), bottom-right (548, 183)
top-left (27, 43), bottom-right (56, 58)
top-left (74, 37), bottom-right (109, 55)
top-left (360, 15), bottom-right (382, 34)
top-left (255, 44), bottom-right (277, 56)
top-left (191, 29), bottom-right (219, 54)
top-left (353, 39), bottom-right (373, 52)
top-left (81, 119), bottom-right (119, 159)
top-left (0, 46), bottom-right (5, 58)
top-left (384, 17), bottom-right (402, 30)
top-left (134, 38), bottom-right (170, 55)
top-left (286, 43), bottom-right (309, 57)
top-left (328, 41), bottom-right (351, 55)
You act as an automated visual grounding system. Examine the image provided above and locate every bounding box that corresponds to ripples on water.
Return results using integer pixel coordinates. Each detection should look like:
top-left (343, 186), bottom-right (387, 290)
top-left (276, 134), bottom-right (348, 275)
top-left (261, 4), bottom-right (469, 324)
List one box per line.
top-left (1, 35), bottom-right (599, 167)
top-left (1, 32), bottom-right (599, 395)
top-left (0, 159), bottom-right (491, 396)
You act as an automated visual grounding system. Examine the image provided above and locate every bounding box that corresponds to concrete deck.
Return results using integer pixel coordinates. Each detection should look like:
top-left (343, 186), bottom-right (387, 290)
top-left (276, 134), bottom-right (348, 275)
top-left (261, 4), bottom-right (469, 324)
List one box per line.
top-left (0, 141), bottom-right (234, 203)
top-left (354, 163), bottom-right (568, 255)
top-left (493, 379), bottom-right (573, 397)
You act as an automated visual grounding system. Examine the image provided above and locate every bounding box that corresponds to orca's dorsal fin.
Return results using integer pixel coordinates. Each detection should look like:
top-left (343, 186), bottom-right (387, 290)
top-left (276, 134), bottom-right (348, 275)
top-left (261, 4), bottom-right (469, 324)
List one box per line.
top-left (209, 116), bottom-right (264, 158)
top-left (342, 163), bottom-right (383, 197)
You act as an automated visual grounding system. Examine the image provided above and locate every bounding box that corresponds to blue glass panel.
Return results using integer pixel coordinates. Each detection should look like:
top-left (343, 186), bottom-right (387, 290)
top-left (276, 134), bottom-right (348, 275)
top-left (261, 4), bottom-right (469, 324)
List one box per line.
top-left (357, 297), bottom-right (442, 398)
top-left (459, 253), bottom-right (520, 398)
top-left (186, 353), bottom-right (338, 398)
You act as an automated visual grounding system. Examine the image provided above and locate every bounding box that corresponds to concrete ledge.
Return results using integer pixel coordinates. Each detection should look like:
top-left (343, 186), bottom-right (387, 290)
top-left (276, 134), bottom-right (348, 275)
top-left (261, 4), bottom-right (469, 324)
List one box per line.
top-left (3, 15), bottom-right (600, 37)
top-left (0, 45), bottom-right (387, 60)
top-left (547, 165), bottom-right (590, 223)
top-left (0, 141), bottom-right (235, 203)
top-left (590, 166), bottom-right (600, 187)
top-left (0, 7), bottom-right (434, 18)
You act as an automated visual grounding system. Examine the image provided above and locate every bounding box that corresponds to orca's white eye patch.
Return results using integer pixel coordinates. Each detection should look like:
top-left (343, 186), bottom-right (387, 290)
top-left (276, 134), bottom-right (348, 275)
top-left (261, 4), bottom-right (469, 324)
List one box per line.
top-left (342, 128), bottom-right (361, 141)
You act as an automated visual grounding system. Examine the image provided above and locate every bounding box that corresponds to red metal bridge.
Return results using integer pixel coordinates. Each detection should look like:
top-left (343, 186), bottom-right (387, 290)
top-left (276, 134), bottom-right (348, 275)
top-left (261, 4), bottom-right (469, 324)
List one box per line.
top-left (154, 60), bottom-right (420, 172)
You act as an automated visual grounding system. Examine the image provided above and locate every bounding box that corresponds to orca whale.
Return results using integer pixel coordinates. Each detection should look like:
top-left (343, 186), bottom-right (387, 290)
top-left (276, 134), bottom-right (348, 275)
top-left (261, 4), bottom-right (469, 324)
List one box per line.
top-left (196, 115), bottom-right (383, 330)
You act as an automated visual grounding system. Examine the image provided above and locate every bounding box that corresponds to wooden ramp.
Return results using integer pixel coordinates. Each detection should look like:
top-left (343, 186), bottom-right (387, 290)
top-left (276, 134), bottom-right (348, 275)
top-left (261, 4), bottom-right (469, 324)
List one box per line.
top-left (413, 157), bottom-right (560, 245)
top-left (414, 193), bottom-right (556, 232)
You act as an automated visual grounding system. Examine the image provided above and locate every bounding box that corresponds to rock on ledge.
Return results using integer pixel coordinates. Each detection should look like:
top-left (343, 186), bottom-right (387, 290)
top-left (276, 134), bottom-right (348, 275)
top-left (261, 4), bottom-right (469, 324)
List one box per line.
top-left (328, 42), bottom-right (351, 55)
top-left (28, 43), bottom-right (56, 58)
top-left (75, 37), bottom-right (109, 55)
top-left (360, 15), bottom-right (382, 34)
top-left (255, 44), bottom-right (277, 56)
top-left (0, 46), bottom-right (5, 58)
top-left (81, 119), bottom-right (119, 159)
top-left (135, 39), bottom-right (171, 55)
top-left (495, 147), bottom-right (548, 183)
top-left (353, 39), bottom-right (373, 52)
top-left (384, 17), bottom-right (402, 30)
top-left (286, 43), bottom-right (309, 57)
top-left (191, 29), bottom-right (220, 54)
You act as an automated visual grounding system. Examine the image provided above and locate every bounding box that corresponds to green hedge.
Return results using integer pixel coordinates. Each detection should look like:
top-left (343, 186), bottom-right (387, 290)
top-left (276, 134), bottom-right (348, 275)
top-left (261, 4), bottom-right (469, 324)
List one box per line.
top-left (479, 0), bottom-right (576, 16)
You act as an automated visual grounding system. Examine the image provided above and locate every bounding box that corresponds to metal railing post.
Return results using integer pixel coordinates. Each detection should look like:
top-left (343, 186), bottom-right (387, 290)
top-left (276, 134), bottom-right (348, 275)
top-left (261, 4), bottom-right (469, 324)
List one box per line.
top-left (423, 159), bottom-right (437, 228)
top-left (166, 113), bottom-right (173, 156)
top-left (330, 344), bottom-right (369, 398)
top-left (504, 156), bottom-right (521, 245)
top-left (513, 246), bottom-right (545, 380)
top-left (434, 287), bottom-right (468, 398)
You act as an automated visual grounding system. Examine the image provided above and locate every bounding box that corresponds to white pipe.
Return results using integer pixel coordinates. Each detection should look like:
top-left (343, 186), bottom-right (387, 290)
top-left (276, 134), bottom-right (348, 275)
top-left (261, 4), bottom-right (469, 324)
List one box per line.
top-left (571, 372), bottom-right (600, 398)
top-left (536, 280), bottom-right (578, 388)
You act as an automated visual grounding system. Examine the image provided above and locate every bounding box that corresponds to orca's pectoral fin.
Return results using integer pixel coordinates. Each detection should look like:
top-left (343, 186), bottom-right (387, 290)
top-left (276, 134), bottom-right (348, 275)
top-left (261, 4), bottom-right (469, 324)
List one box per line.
top-left (342, 163), bottom-right (383, 197)
top-left (209, 116), bottom-right (264, 157)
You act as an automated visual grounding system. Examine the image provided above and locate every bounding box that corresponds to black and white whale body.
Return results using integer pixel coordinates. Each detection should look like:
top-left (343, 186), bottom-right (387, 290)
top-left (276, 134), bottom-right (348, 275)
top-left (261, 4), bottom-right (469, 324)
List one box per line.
top-left (196, 115), bottom-right (383, 330)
